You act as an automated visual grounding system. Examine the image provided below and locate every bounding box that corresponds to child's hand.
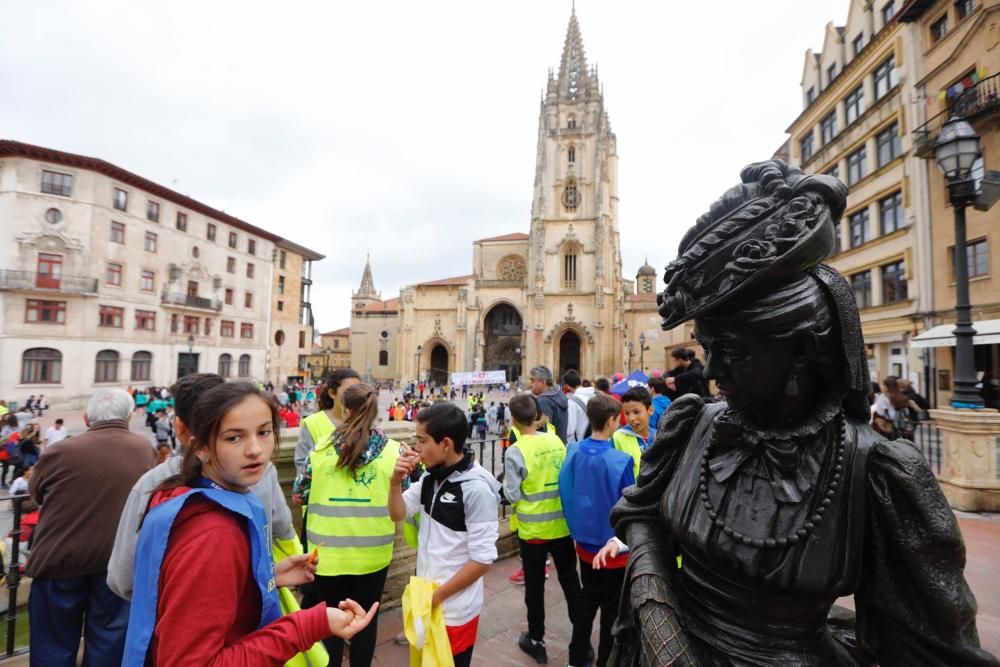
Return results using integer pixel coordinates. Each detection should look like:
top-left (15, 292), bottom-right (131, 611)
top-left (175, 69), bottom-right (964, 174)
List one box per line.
top-left (327, 599), bottom-right (379, 639)
top-left (593, 539), bottom-right (621, 570)
top-left (274, 554), bottom-right (316, 588)
top-left (393, 447), bottom-right (420, 484)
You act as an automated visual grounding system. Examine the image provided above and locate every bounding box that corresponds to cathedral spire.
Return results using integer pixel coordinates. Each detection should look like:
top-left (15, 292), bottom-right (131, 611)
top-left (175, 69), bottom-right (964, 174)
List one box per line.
top-left (557, 6), bottom-right (590, 101)
top-left (353, 253), bottom-right (379, 299)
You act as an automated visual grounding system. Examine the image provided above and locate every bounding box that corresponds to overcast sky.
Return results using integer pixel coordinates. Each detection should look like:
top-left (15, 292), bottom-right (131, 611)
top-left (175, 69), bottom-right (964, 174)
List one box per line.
top-left (2, 0), bottom-right (848, 332)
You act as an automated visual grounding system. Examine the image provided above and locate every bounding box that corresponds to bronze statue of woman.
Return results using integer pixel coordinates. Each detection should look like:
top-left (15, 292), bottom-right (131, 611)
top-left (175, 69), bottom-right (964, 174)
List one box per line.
top-left (610, 160), bottom-right (997, 666)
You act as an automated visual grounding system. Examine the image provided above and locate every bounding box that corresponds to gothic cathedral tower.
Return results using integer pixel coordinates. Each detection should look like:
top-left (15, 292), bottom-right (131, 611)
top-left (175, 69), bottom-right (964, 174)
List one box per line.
top-left (526, 7), bottom-right (623, 379)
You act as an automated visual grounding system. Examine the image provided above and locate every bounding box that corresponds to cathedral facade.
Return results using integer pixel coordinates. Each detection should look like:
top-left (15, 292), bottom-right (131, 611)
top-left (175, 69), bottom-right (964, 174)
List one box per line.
top-left (351, 10), bottom-right (666, 385)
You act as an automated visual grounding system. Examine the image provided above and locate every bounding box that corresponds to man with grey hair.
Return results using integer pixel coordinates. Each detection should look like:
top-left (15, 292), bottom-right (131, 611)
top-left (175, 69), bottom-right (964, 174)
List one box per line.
top-left (28, 388), bottom-right (155, 666)
top-left (529, 365), bottom-right (569, 442)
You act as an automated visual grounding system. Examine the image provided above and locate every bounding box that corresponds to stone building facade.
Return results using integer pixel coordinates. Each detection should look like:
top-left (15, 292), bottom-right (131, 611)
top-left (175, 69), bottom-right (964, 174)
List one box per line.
top-left (269, 239), bottom-right (323, 386)
top-left (350, 10), bottom-right (656, 385)
top-left (0, 140), bottom-right (321, 407)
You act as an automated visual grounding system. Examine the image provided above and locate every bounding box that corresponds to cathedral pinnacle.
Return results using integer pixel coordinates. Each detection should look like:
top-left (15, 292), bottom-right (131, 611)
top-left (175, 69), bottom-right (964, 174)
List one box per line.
top-left (557, 6), bottom-right (590, 101)
top-left (353, 253), bottom-right (379, 300)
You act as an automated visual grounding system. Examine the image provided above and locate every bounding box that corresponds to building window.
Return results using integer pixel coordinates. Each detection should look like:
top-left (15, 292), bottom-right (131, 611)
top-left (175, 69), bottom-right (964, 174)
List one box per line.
top-left (221, 320), bottom-right (234, 337)
top-left (851, 271), bottom-right (872, 309)
top-left (849, 209), bottom-right (870, 247)
top-left (218, 353), bottom-right (232, 377)
top-left (144, 231), bottom-right (158, 253)
top-left (827, 64), bottom-right (837, 87)
top-left (824, 164), bottom-right (840, 179)
top-left (821, 111), bottom-right (837, 144)
top-left (183, 315), bottom-right (199, 334)
top-left (131, 351), bottom-right (152, 381)
top-left (567, 116), bottom-right (576, 129)
top-left (244, 292), bottom-right (253, 309)
top-left (147, 201), bottom-right (160, 222)
top-left (113, 188), bottom-right (128, 211)
top-left (845, 85), bottom-right (864, 124)
top-left (278, 276), bottom-right (285, 294)
top-left (95, 350), bottom-right (119, 383)
top-left (246, 262), bottom-right (255, 279)
top-left (876, 123), bottom-right (902, 167)
top-left (240, 323), bottom-right (254, 339)
top-left (25, 300), bottom-right (66, 324)
top-left (853, 33), bottom-right (865, 56)
top-left (22, 348), bottom-right (62, 384)
top-left (956, 0), bottom-right (975, 20)
top-left (140, 270), bottom-right (155, 292)
top-left (799, 132), bottom-right (814, 162)
top-left (238, 354), bottom-right (251, 377)
top-left (248, 239), bottom-right (256, 256)
top-left (207, 223), bottom-right (217, 241)
top-left (204, 318), bottom-right (212, 336)
top-left (187, 280), bottom-right (199, 297)
top-left (225, 288), bottom-right (234, 305)
top-left (41, 170), bottom-right (73, 197)
top-left (952, 239), bottom-right (989, 279)
top-left (279, 250), bottom-right (287, 269)
top-left (135, 309), bottom-right (156, 331)
top-left (562, 243), bottom-right (579, 289)
top-left (45, 208), bottom-right (62, 224)
top-left (176, 211), bottom-right (188, 231)
top-left (111, 221), bottom-right (125, 244)
top-left (568, 145), bottom-right (575, 163)
top-left (171, 313), bottom-right (179, 333)
top-left (562, 180), bottom-right (579, 211)
top-left (106, 262), bottom-right (122, 286)
top-left (806, 86), bottom-right (817, 104)
top-left (882, 1), bottom-right (896, 26)
top-left (226, 257), bottom-right (235, 273)
top-left (378, 350), bottom-right (389, 366)
top-left (299, 330), bottom-right (306, 348)
top-left (930, 14), bottom-right (948, 42)
top-left (228, 231), bottom-right (238, 248)
top-left (847, 146), bottom-right (867, 185)
top-left (98, 306), bottom-right (125, 329)
top-left (874, 55), bottom-right (897, 100)
top-left (882, 260), bottom-right (908, 303)
top-left (879, 191), bottom-right (904, 234)
top-left (277, 300), bottom-right (284, 312)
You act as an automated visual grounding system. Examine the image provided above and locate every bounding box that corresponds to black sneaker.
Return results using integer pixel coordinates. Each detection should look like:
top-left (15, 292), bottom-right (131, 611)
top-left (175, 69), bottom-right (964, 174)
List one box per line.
top-left (518, 631), bottom-right (548, 664)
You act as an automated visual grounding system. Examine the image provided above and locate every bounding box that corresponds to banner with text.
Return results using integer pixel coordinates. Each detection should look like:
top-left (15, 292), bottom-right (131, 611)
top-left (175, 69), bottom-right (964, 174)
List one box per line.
top-left (450, 370), bottom-right (507, 386)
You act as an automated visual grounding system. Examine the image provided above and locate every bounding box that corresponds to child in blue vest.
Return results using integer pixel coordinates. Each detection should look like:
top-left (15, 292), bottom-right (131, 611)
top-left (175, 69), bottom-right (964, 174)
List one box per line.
top-left (559, 392), bottom-right (635, 667)
top-left (123, 382), bottom-right (377, 666)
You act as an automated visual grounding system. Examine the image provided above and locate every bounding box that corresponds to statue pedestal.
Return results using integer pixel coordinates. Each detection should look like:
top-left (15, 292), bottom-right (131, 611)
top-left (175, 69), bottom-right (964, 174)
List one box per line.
top-left (930, 407), bottom-right (1000, 512)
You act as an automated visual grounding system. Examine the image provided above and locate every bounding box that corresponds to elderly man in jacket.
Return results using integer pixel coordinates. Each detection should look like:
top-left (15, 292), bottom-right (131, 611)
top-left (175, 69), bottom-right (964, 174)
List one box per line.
top-left (29, 388), bottom-right (155, 666)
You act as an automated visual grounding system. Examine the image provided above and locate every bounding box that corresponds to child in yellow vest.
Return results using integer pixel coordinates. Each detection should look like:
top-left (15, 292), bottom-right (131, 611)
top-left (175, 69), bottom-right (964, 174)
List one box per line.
top-left (503, 394), bottom-right (581, 665)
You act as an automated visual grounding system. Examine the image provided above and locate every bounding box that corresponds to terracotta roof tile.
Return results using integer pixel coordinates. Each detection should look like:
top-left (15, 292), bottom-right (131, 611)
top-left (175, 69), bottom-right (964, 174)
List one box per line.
top-left (415, 275), bottom-right (474, 287)
top-left (474, 232), bottom-right (529, 243)
top-left (362, 297), bottom-right (400, 313)
top-left (320, 327), bottom-right (351, 336)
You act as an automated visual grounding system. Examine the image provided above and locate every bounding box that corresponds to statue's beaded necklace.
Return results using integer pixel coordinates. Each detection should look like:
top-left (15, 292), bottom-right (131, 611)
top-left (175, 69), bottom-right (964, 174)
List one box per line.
top-left (697, 411), bottom-right (846, 549)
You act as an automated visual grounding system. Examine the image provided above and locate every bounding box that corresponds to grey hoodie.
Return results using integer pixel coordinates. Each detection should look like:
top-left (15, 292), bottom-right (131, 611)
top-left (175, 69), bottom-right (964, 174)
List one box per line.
top-left (535, 386), bottom-right (569, 442)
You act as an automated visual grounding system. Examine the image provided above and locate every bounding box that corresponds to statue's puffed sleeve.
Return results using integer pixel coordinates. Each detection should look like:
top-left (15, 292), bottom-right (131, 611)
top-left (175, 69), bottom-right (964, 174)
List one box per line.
top-left (609, 395), bottom-right (705, 667)
top-left (856, 439), bottom-right (999, 667)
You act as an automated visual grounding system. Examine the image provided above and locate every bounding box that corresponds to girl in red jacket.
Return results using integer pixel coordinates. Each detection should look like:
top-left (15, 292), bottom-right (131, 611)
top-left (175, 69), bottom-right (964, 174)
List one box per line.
top-left (123, 382), bottom-right (377, 667)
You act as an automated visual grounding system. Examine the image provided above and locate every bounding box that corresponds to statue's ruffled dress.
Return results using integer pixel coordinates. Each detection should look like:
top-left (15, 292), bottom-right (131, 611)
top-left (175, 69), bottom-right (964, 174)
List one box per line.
top-left (611, 393), bottom-right (996, 666)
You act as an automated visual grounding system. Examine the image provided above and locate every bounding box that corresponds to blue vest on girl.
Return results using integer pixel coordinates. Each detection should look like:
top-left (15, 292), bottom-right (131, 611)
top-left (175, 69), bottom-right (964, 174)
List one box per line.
top-left (122, 482), bottom-right (281, 666)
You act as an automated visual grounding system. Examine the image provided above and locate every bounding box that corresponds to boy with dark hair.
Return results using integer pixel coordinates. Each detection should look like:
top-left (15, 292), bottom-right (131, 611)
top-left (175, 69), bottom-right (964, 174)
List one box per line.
top-left (389, 402), bottom-right (500, 667)
top-left (647, 376), bottom-right (672, 439)
top-left (594, 377), bottom-right (611, 393)
top-left (613, 386), bottom-right (654, 478)
top-left (503, 394), bottom-right (581, 664)
top-left (560, 392), bottom-right (634, 667)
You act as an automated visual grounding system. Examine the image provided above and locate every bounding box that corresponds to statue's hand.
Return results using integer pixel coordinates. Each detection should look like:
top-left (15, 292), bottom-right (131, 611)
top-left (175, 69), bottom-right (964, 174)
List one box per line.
top-left (631, 574), bottom-right (699, 667)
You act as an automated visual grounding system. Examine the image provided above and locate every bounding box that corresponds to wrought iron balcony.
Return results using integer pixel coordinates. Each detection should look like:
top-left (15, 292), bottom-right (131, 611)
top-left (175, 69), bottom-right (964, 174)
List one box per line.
top-left (0, 269), bottom-right (98, 294)
top-left (161, 291), bottom-right (223, 311)
top-left (914, 73), bottom-right (999, 158)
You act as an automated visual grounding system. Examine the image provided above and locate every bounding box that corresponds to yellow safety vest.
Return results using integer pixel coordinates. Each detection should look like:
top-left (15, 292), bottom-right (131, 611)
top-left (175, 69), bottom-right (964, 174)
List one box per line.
top-left (306, 437), bottom-right (401, 576)
top-left (303, 411), bottom-right (336, 450)
top-left (272, 537), bottom-right (330, 667)
top-left (403, 513), bottom-right (419, 549)
top-left (511, 432), bottom-right (569, 541)
top-left (611, 430), bottom-right (643, 480)
top-left (508, 422), bottom-right (554, 444)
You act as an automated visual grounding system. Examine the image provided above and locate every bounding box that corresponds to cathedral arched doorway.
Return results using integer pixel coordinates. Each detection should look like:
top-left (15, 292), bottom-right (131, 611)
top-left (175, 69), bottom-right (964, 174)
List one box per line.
top-left (484, 303), bottom-right (522, 382)
top-left (429, 344), bottom-right (449, 386)
top-left (558, 330), bottom-right (581, 379)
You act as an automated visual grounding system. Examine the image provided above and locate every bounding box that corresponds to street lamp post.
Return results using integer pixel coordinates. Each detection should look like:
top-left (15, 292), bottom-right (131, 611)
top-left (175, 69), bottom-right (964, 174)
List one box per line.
top-left (627, 341), bottom-right (634, 372)
top-left (185, 334), bottom-right (195, 377)
top-left (935, 117), bottom-right (984, 408)
top-left (639, 333), bottom-right (649, 373)
top-left (416, 344), bottom-right (423, 384)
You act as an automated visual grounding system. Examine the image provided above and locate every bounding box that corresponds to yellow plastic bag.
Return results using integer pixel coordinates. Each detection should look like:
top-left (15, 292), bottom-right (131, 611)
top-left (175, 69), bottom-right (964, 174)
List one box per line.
top-left (273, 537), bottom-right (330, 667)
top-left (402, 576), bottom-right (454, 667)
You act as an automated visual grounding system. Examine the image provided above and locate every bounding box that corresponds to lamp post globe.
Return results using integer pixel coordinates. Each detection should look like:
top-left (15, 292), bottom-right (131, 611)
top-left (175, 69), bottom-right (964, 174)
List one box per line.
top-left (934, 116), bottom-right (984, 408)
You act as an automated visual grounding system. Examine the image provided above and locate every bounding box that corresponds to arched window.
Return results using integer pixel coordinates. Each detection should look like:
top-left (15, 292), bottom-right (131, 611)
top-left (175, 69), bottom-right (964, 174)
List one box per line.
top-left (378, 350), bottom-right (389, 366)
top-left (567, 116), bottom-right (577, 129)
top-left (567, 145), bottom-right (575, 163)
top-left (238, 354), bottom-right (251, 377)
top-left (21, 348), bottom-right (62, 384)
top-left (95, 349), bottom-right (120, 383)
top-left (218, 353), bottom-right (232, 377)
top-left (562, 243), bottom-right (581, 290)
top-left (131, 351), bottom-right (152, 381)
top-left (562, 180), bottom-right (579, 212)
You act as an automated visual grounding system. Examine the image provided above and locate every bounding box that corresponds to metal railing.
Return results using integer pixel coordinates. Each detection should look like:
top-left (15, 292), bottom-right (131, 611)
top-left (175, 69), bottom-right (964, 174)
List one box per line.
top-left (1, 494), bottom-right (30, 659)
top-left (0, 269), bottom-right (98, 295)
top-left (913, 72), bottom-right (1000, 157)
top-left (466, 435), bottom-right (512, 519)
top-left (160, 292), bottom-right (223, 312)
top-left (913, 420), bottom-right (942, 476)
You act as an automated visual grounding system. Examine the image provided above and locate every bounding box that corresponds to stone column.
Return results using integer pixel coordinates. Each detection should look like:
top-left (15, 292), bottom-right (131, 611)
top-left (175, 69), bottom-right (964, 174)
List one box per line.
top-left (930, 407), bottom-right (1000, 511)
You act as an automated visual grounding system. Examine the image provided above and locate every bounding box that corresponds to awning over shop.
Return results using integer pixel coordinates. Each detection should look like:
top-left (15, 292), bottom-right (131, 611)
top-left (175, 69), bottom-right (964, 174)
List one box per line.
top-left (910, 319), bottom-right (1000, 348)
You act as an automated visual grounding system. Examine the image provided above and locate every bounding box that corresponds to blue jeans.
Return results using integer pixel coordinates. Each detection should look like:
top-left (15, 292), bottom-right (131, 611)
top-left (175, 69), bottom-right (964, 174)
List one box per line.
top-left (29, 572), bottom-right (129, 667)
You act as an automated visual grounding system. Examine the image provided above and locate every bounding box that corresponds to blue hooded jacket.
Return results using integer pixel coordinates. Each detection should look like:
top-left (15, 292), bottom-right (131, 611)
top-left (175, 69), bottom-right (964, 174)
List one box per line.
top-left (558, 438), bottom-right (635, 554)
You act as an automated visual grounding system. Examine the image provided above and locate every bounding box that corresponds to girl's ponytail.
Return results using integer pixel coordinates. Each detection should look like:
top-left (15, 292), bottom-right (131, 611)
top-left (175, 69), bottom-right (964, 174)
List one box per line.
top-left (335, 383), bottom-right (380, 473)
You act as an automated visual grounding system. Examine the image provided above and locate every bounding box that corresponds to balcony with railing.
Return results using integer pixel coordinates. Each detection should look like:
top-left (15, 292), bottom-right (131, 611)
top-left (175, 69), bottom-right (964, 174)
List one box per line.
top-left (0, 269), bottom-right (97, 295)
top-left (160, 291), bottom-right (223, 312)
top-left (914, 73), bottom-right (1000, 158)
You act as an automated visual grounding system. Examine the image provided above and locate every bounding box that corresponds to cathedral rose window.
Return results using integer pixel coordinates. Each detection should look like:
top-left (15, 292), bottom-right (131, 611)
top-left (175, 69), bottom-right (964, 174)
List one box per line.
top-left (497, 255), bottom-right (527, 281)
